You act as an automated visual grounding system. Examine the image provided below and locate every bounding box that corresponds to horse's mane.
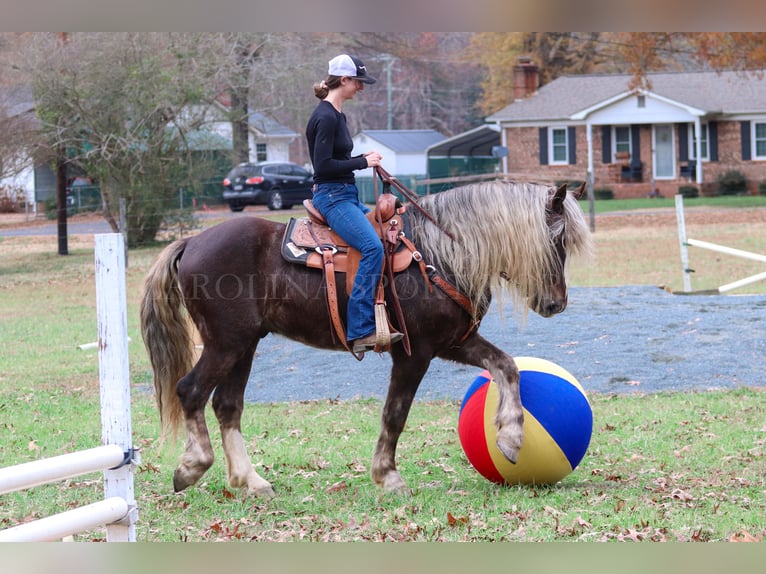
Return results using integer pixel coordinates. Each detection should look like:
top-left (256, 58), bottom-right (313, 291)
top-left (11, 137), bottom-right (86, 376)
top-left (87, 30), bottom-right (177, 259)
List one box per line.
top-left (407, 180), bottom-right (592, 318)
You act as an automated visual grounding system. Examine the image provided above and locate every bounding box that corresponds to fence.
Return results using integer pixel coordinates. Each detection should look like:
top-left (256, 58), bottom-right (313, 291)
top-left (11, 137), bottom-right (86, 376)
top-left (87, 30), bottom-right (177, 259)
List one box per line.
top-left (0, 234), bottom-right (137, 542)
top-left (675, 194), bottom-right (766, 294)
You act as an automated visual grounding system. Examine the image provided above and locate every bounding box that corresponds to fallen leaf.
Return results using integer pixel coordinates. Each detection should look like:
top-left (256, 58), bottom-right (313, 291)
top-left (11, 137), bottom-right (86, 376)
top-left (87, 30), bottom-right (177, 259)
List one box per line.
top-left (575, 515), bottom-right (592, 529)
top-left (447, 512), bottom-right (468, 527)
top-left (729, 530), bottom-right (762, 542)
top-left (326, 480), bottom-right (348, 493)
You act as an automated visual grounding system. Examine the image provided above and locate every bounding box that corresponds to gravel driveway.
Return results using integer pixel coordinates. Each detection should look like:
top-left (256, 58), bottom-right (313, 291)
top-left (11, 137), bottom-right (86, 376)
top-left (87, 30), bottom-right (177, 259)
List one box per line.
top-left (4, 209), bottom-right (763, 403)
top-left (244, 285), bottom-right (766, 403)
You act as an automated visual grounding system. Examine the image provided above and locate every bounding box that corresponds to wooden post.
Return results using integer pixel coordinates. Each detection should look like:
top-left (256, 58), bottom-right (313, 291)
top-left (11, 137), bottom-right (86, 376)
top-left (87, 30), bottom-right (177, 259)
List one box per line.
top-left (675, 194), bottom-right (693, 293)
top-left (95, 233), bottom-right (137, 542)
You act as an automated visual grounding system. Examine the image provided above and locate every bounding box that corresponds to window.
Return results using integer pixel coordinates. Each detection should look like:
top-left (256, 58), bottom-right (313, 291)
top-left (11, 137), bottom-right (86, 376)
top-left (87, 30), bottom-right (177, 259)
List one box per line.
top-left (613, 126), bottom-right (631, 160)
top-left (754, 122), bottom-right (766, 159)
top-left (550, 127), bottom-right (568, 164)
top-left (689, 124), bottom-right (710, 160)
top-left (256, 143), bottom-right (267, 162)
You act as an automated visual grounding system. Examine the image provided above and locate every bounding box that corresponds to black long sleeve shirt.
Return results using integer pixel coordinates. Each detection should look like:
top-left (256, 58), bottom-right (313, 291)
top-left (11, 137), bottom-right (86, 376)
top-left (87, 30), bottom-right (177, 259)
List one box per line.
top-left (306, 101), bottom-right (367, 185)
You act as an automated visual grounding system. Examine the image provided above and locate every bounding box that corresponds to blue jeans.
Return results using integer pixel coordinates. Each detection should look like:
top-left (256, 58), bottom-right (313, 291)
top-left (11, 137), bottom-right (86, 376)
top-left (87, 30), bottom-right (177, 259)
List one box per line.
top-left (312, 183), bottom-right (383, 341)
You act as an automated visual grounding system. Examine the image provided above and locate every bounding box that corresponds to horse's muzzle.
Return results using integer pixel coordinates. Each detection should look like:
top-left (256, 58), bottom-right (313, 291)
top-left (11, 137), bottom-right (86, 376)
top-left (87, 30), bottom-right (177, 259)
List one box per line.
top-left (533, 295), bottom-right (567, 318)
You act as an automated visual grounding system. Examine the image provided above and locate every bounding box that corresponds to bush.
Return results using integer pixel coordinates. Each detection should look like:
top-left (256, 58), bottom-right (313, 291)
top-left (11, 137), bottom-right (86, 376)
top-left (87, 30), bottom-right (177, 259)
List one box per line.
top-left (593, 188), bottom-right (614, 200)
top-left (0, 185), bottom-right (22, 213)
top-left (759, 180), bottom-right (766, 196)
top-left (717, 169), bottom-right (747, 195)
top-left (678, 185), bottom-right (699, 198)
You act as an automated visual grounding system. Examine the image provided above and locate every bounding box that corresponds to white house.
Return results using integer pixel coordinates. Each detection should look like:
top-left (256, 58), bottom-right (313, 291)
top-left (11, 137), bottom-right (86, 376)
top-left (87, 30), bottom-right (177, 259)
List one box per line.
top-left (352, 129), bottom-right (447, 176)
top-left (0, 88), bottom-right (299, 210)
top-left (0, 85), bottom-right (37, 207)
top-left (202, 101), bottom-right (298, 164)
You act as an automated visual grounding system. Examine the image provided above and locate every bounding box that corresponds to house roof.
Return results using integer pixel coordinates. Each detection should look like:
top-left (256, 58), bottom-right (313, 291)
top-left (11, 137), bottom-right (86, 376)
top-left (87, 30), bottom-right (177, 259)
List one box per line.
top-left (0, 84), bottom-right (35, 118)
top-left (355, 129), bottom-right (447, 153)
top-left (247, 110), bottom-right (298, 138)
top-left (486, 69), bottom-right (766, 124)
top-left (426, 124), bottom-right (500, 157)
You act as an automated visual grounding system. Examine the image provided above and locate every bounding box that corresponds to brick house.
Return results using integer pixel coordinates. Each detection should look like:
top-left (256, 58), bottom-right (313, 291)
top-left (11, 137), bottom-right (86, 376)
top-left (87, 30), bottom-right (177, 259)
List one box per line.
top-left (486, 60), bottom-right (766, 198)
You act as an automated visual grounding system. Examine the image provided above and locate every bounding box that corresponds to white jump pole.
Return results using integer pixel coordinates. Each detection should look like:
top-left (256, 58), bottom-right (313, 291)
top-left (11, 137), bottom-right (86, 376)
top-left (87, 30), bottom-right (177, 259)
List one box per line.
top-left (675, 194), bottom-right (766, 294)
top-left (685, 238), bottom-right (766, 264)
top-left (95, 233), bottom-right (137, 542)
top-left (0, 445), bottom-right (125, 495)
top-left (0, 498), bottom-right (129, 542)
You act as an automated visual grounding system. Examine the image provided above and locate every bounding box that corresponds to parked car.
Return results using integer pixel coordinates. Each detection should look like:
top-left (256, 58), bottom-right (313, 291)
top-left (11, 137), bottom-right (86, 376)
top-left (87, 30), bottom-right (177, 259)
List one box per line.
top-left (222, 162), bottom-right (313, 212)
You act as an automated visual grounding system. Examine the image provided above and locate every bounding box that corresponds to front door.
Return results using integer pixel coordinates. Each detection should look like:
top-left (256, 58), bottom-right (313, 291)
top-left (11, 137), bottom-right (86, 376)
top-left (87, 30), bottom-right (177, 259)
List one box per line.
top-left (653, 124), bottom-right (675, 179)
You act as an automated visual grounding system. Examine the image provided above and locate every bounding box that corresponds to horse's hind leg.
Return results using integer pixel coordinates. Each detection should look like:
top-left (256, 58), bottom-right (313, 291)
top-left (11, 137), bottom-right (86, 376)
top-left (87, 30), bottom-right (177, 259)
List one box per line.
top-left (440, 333), bottom-right (524, 464)
top-left (371, 352), bottom-right (432, 493)
top-left (173, 357), bottom-right (218, 492)
top-left (211, 349), bottom-right (275, 499)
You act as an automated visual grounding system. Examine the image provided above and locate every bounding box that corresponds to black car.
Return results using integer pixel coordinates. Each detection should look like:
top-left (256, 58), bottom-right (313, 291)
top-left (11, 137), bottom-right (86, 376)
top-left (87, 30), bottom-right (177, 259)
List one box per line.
top-left (222, 162), bottom-right (313, 212)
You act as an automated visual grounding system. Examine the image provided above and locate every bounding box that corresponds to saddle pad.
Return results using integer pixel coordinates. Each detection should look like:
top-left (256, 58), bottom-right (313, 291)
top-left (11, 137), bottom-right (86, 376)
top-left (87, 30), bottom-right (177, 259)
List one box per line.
top-left (281, 217), bottom-right (416, 275)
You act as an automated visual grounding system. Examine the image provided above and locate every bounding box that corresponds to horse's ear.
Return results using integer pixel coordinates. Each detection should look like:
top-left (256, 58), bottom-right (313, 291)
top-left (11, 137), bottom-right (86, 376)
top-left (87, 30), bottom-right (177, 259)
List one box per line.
top-left (573, 181), bottom-right (586, 201)
top-left (550, 183), bottom-right (568, 214)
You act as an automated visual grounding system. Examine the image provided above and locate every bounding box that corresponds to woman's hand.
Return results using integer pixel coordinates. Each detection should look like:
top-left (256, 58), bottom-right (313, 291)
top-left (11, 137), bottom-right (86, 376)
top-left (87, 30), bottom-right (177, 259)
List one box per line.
top-left (364, 150), bottom-right (382, 168)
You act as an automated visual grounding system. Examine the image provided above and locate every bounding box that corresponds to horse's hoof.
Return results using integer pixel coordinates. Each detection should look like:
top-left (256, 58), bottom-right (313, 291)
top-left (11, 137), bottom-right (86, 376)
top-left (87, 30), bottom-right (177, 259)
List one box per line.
top-left (173, 469), bottom-right (194, 492)
top-left (380, 472), bottom-right (408, 494)
top-left (249, 484), bottom-right (276, 500)
top-left (495, 440), bottom-right (519, 465)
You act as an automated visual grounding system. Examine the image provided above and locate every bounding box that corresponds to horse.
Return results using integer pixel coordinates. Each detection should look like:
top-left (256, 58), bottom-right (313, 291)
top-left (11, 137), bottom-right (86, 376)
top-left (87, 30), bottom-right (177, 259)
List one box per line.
top-left (139, 180), bottom-right (592, 498)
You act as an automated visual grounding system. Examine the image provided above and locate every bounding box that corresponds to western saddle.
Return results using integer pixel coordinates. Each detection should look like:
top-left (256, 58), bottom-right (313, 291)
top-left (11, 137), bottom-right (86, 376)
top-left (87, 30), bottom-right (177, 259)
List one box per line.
top-left (280, 168), bottom-right (476, 360)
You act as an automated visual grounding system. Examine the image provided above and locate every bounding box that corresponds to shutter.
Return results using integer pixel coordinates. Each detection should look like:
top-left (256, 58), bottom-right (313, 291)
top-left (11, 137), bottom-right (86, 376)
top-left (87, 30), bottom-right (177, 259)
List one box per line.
top-left (568, 126), bottom-right (577, 164)
top-left (709, 121), bottom-right (718, 161)
top-left (678, 123), bottom-right (689, 161)
top-left (539, 127), bottom-right (548, 165)
top-left (630, 125), bottom-right (641, 161)
top-left (601, 125), bottom-right (611, 163)
top-left (741, 121), bottom-right (751, 161)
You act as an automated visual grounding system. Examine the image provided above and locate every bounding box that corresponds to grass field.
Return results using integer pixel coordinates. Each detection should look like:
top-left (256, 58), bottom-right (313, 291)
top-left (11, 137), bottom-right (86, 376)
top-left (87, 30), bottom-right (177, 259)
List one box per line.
top-left (0, 198), bottom-right (765, 542)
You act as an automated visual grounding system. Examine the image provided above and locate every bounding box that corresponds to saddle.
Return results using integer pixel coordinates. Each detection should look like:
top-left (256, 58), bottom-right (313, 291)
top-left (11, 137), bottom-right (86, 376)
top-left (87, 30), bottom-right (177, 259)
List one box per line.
top-left (280, 193), bottom-right (430, 358)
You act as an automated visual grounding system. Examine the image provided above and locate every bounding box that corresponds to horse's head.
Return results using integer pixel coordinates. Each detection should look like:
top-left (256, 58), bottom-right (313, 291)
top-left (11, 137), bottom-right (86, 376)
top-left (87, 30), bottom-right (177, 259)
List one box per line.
top-left (528, 182), bottom-right (586, 318)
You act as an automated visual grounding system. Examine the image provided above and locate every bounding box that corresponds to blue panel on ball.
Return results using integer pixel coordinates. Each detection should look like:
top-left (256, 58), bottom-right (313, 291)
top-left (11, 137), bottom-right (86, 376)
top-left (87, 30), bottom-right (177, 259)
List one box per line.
top-left (459, 371), bottom-right (491, 416)
top-left (519, 371), bottom-right (592, 469)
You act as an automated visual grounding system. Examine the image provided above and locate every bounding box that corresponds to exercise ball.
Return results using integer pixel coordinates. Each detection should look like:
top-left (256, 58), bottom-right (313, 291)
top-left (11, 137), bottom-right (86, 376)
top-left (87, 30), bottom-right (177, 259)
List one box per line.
top-left (458, 357), bottom-right (592, 485)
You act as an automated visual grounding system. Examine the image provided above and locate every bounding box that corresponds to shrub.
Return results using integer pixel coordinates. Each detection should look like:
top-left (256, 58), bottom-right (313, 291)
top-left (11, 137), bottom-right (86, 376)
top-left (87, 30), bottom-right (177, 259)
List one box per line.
top-left (759, 180), bottom-right (766, 196)
top-left (593, 188), bottom-right (614, 200)
top-left (717, 169), bottom-right (747, 195)
top-left (0, 185), bottom-right (22, 213)
top-left (678, 185), bottom-right (699, 198)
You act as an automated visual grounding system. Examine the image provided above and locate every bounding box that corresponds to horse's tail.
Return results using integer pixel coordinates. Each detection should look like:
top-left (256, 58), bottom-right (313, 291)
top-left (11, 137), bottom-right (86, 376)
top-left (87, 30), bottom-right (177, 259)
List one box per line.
top-left (139, 238), bottom-right (194, 442)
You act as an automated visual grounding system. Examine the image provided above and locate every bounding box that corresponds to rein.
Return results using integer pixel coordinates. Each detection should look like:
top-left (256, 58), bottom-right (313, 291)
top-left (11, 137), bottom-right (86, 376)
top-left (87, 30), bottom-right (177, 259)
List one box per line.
top-left (372, 166), bottom-right (478, 345)
top-left (374, 166), bottom-right (455, 241)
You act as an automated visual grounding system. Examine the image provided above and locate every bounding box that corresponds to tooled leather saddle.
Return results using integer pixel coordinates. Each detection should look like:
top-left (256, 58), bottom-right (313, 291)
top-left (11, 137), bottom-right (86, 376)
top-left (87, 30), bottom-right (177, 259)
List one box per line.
top-left (280, 193), bottom-right (430, 358)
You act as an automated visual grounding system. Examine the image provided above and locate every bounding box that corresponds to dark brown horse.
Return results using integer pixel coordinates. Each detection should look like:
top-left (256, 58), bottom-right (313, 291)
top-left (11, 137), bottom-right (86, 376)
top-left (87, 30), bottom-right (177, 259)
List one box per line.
top-left (140, 180), bottom-right (592, 498)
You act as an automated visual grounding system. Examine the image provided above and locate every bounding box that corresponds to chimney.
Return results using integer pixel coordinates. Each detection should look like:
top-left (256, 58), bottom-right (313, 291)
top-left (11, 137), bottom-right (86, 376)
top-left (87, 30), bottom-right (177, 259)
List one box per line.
top-left (513, 56), bottom-right (539, 101)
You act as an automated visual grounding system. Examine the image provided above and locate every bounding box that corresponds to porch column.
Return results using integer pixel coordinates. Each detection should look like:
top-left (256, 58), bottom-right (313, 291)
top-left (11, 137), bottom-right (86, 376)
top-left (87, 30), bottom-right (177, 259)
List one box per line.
top-left (694, 117), bottom-right (703, 184)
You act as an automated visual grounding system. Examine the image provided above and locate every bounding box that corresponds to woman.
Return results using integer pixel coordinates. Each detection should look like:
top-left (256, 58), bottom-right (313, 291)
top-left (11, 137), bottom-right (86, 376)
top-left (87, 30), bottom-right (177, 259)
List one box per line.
top-left (306, 54), bottom-right (403, 354)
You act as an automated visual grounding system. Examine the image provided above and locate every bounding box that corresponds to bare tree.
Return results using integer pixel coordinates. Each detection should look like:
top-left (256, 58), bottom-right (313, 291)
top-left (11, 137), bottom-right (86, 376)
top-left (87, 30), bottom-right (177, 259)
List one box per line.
top-left (18, 33), bottom-right (243, 246)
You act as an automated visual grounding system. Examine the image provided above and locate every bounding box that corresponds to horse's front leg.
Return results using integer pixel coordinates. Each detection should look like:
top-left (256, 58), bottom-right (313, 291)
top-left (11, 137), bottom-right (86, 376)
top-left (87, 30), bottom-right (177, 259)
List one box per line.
top-left (211, 349), bottom-right (275, 499)
top-left (371, 351), bottom-right (432, 493)
top-left (440, 333), bottom-right (524, 464)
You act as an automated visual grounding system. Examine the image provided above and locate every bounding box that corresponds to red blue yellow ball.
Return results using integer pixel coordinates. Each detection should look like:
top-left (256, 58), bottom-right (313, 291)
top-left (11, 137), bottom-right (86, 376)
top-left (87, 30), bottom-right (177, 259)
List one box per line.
top-left (458, 357), bottom-right (592, 485)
